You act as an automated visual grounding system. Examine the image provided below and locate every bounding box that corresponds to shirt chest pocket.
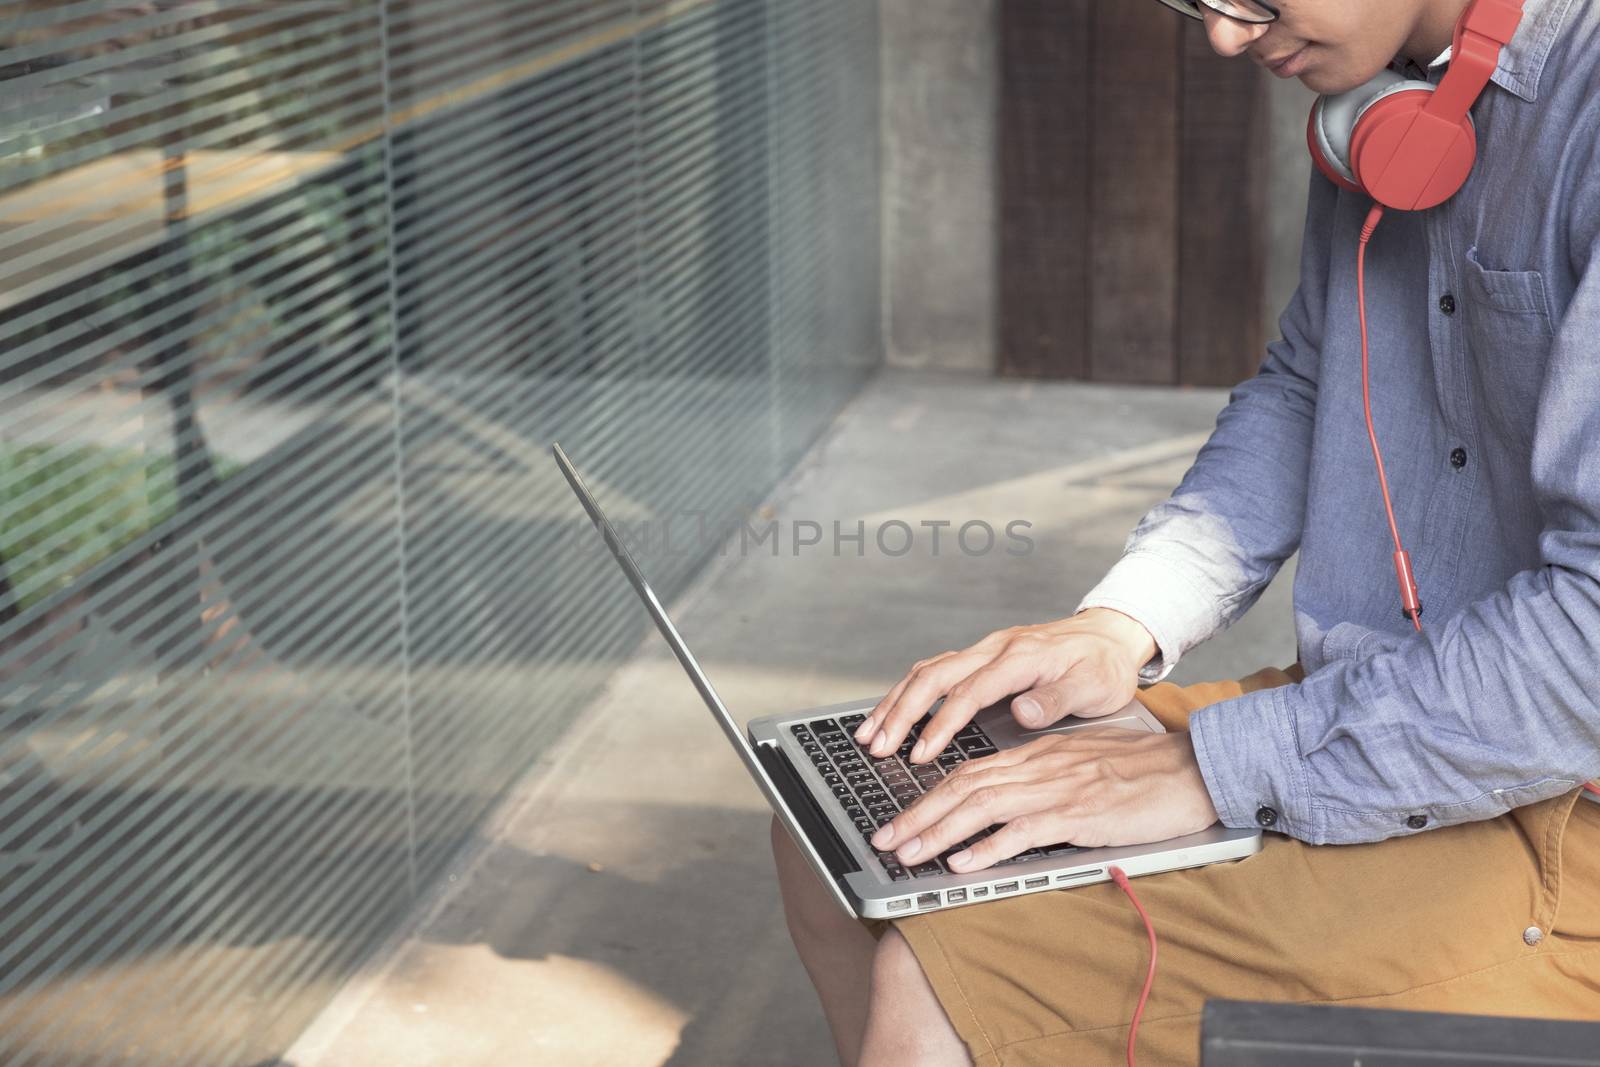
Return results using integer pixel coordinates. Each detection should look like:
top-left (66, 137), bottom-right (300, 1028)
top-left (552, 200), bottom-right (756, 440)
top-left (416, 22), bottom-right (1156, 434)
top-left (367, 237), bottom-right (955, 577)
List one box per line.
top-left (1461, 247), bottom-right (1555, 451)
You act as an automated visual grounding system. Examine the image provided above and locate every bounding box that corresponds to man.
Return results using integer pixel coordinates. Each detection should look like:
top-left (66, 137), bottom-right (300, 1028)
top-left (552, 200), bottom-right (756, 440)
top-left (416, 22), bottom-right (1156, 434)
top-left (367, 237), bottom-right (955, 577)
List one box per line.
top-left (771, 0), bottom-right (1600, 1063)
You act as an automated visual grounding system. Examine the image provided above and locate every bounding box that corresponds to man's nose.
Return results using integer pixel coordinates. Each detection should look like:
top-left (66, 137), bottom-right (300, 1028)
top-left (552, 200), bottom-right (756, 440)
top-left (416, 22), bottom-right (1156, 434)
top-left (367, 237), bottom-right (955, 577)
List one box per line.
top-left (1203, 12), bottom-right (1270, 57)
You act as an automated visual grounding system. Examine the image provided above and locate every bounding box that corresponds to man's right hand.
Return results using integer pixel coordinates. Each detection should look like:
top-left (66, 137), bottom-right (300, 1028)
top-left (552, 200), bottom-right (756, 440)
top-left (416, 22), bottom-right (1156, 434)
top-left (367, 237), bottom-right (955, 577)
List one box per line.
top-left (853, 608), bottom-right (1159, 765)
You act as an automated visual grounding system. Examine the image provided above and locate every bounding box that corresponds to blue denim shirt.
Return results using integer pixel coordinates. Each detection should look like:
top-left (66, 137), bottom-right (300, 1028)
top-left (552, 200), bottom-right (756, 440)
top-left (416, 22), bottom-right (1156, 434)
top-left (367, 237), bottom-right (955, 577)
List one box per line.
top-left (1079, 0), bottom-right (1600, 845)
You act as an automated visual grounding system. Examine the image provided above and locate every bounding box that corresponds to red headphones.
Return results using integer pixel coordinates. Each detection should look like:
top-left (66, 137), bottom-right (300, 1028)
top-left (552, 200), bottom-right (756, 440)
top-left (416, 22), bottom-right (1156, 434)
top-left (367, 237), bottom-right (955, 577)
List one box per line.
top-left (1307, 0), bottom-right (1525, 211)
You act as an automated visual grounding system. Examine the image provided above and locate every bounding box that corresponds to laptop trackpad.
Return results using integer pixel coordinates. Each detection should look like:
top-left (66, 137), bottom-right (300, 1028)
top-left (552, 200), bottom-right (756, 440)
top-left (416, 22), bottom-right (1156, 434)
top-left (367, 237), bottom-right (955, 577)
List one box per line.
top-left (973, 696), bottom-right (1161, 749)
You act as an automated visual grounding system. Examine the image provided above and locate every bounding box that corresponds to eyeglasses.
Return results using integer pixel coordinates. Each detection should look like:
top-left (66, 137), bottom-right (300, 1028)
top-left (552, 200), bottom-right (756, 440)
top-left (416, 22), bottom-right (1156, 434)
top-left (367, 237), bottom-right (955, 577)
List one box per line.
top-left (1154, 0), bottom-right (1280, 25)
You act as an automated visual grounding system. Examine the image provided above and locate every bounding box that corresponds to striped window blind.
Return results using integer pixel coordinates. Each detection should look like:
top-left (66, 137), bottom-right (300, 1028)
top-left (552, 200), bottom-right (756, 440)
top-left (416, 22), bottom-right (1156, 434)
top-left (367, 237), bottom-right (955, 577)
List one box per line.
top-left (0, 1), bottom-right (880, 1063)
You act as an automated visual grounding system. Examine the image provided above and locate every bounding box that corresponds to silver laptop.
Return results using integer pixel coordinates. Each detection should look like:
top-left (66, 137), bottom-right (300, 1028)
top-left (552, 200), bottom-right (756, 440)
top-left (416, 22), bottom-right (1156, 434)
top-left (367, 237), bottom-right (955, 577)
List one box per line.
top-left (553, 443), bottom-right (1262, 919)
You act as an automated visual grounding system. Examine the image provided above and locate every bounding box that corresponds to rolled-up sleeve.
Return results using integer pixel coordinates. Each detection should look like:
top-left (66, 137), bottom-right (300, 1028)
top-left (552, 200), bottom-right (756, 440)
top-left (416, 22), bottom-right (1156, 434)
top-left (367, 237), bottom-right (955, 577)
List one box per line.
top-left (1190, 226), bottom-right (1600, 845)
top-left (1077, 175), bottom-right (1335, 682)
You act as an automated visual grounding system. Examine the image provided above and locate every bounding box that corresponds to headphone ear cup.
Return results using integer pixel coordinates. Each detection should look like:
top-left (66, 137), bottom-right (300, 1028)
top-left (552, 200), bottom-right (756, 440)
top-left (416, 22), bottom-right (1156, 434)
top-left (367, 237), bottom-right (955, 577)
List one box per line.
top-left (1349, 86), bottom-right (1477, 211)
top-left (1308, 97), bottom-right (1364, 192)
top-left (1306, 69), bottom-right (1414, 195)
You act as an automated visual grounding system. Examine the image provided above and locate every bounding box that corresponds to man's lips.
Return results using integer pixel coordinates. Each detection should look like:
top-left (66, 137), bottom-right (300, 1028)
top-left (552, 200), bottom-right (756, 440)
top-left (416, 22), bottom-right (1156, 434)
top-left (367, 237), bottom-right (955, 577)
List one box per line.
top-left (1260, 44), bottom-right (1311, 78)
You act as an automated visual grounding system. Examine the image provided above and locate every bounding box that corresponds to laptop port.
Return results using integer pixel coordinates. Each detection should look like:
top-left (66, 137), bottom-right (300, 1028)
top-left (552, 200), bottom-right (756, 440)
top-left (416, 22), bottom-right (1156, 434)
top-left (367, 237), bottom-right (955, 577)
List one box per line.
top-left (1025, 876), bottom-right (1049, 890)
top-left (972, 886), bottom-right (989, 898)
top-left (918, 892), bottom-right (941, 910)
top-left (995, 881), bottom-right (1019, 894)
top-left (947, 888), bottom-right (968, 904)
top-left (888, 898), bottom-right (912, 913)
top-left (1057, 869), bottom-right (1104, 883)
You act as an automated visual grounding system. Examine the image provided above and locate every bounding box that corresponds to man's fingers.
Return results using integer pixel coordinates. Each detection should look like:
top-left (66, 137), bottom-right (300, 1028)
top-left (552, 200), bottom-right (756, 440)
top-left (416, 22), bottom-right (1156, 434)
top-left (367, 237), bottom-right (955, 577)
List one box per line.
top-left (871, 756), bottom-right (1027, 853)
top-left (866, 655), bottom-right (981, 756)
top-left (891, 780), bottom-right (1057, 868)
top-left (909, 657), bottom-right (1040, 764)
top-left (857, 630), bottom-right (1018, 745)
top-left (858, 673), bottom-right (917, 743)
top-left (945, 812), bottom-right (1073, 873)
top-left (857, 652), bottom-right (961, 745)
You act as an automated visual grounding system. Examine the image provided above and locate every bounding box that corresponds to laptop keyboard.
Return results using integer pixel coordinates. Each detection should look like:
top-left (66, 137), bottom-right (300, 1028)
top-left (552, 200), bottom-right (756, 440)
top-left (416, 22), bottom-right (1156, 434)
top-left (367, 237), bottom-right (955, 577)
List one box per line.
top-left (791, 714), bottom-right (1079, 883)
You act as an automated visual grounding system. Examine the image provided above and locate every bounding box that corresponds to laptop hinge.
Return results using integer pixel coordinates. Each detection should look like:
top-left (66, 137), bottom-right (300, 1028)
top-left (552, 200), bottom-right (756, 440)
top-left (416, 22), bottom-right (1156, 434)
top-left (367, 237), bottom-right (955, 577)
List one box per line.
top-left (756, 742), bottom-right (861, 881)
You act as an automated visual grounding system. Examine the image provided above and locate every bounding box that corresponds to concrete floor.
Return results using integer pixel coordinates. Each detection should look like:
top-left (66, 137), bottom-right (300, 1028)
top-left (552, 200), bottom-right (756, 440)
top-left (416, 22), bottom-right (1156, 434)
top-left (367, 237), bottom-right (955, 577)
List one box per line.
top-left (286, 368), bottom-right (1296, 1067)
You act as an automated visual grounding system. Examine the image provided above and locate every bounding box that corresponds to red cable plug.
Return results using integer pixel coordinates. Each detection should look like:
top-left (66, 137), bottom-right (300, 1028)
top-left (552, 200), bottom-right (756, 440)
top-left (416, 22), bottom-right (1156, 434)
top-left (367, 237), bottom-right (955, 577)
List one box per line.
top-left (1357, 204), bottom-right (1424, 631)
top-left (1584, 782), bottom-right (1600, 797)
top-left (1108, 866), bottom-right (1158, 1067)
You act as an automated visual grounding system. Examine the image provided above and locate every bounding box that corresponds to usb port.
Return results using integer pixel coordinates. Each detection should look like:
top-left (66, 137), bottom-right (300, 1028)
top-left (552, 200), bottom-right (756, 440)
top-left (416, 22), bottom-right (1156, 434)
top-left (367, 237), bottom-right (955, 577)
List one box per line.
top-left (1024, 876), bottom-right (1049, 889)
top-left (888, 898), bottom-right (913, 913)
top-left (918, 892), bottom-right (941, 909)
top-left (947, 888), bottom-right (968, 904)
top-left (995, 881), bottom-right (1019, 894)
top-left (972, 886), bottom-right (989, 897)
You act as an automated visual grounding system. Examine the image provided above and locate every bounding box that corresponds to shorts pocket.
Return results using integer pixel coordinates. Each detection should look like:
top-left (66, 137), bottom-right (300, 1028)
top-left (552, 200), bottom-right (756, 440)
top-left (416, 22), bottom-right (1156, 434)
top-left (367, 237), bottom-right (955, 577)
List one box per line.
top-left (1461, 247), bottom-right (1554, 451)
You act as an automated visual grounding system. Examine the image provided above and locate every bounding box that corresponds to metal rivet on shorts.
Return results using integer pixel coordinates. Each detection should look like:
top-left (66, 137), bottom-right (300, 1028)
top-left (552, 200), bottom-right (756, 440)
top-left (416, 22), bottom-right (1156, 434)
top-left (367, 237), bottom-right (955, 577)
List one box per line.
top-left (1523, 925), bottom-right (1544, 947)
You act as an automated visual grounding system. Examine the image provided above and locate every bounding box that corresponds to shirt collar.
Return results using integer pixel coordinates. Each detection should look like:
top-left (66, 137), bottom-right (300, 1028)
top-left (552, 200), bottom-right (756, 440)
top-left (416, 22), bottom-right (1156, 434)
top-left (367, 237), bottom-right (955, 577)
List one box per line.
top-left (1411, 0), bottom-right (1571, 102)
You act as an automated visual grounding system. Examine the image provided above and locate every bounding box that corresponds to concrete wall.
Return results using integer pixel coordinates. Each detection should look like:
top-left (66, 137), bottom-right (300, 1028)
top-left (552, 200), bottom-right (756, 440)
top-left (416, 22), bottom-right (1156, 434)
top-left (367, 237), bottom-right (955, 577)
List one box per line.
top-left (880, 0), bottom-right (998, 372)
top-left (878, 7), bottom-right (1316, 374)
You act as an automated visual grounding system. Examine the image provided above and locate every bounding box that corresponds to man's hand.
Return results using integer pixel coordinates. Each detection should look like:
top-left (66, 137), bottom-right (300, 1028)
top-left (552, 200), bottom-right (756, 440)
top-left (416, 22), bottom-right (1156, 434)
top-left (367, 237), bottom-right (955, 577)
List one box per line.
top-left (871, 729), bottom-right (1218, 871)
top-left (854, 608), bottom-right (1158, 764)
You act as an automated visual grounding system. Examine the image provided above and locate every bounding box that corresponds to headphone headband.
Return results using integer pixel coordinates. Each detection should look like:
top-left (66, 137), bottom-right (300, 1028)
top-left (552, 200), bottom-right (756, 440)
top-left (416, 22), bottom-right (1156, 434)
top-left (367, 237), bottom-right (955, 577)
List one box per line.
top-left (1427, 0), bottom-right (1526, 125)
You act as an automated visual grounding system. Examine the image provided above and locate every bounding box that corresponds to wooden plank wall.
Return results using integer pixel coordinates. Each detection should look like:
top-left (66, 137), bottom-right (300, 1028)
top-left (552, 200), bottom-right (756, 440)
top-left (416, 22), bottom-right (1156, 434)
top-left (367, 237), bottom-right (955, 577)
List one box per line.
top-left (999, 0), bottom-right (1269, 388)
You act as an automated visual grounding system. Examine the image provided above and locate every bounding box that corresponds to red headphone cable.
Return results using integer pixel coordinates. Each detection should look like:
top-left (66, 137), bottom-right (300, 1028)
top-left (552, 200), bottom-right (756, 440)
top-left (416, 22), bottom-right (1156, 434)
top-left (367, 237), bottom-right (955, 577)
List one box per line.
top-left (1109, 866), bottom-right (1157, 1067)
top-left (1357, 205), bottom-right (1424, 632)
top-left (1360, 218), bottom-right (1600, 792)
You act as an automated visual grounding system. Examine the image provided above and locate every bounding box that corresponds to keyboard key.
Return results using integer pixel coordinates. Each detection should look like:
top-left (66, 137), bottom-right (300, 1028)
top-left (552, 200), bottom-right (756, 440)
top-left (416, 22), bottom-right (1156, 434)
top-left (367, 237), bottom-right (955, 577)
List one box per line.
top-left (791, 724), bottom-right (813, 739)
top-left (955, 723), bottom-right (984, 739)
top-left (1042, 842), bottom-right (1078, 857)
top-left (813, 718), bottom-right (839, 732)
top-left (841, 713), bottom-right (866, 729)
top-left (957, 738), bottom-right (998, 756)
top-left (937, 753), bottom-right (965, 771)
top-left (910, 862), bottom-right (943, 877)
top-left (831, 785), bottom-right (852, 799)
top-left (886, 866), bottom-right (910, 882)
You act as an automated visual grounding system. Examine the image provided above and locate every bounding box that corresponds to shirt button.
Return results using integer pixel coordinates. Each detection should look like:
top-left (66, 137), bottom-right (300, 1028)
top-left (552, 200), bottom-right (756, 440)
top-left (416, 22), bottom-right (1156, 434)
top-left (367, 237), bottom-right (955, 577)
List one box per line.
top-left (1406, 814), bottom-right (1429, 830)
top-left (1523, 925), bottom-right (1545, 947)
top-left (1255, 806), bottom-right (1279, 828)
top-left (1450, 447), bottom-right (1468, 470)
top-left (1439, 294), bottom-right (1457, 315)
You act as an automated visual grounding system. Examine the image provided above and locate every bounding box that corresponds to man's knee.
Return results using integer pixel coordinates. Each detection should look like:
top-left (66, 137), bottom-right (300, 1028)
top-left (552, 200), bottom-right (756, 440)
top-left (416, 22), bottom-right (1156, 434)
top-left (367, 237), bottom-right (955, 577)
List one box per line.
top-left (870, 927), bottom-right (922, 991)
top-left (863, 929), bottom-right (972, 1066)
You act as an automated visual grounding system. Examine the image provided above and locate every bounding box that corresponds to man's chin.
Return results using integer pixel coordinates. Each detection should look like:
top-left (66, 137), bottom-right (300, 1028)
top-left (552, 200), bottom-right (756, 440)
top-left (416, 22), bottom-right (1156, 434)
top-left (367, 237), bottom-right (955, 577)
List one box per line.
top-left (1299, 69), bottom-right (1357, 95)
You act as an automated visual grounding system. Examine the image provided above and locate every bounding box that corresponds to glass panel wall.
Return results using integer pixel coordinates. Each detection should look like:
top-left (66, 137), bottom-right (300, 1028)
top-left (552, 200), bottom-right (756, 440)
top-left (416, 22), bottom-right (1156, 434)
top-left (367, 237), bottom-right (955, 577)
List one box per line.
top-left (0, 2), bottom-right (880, 1062)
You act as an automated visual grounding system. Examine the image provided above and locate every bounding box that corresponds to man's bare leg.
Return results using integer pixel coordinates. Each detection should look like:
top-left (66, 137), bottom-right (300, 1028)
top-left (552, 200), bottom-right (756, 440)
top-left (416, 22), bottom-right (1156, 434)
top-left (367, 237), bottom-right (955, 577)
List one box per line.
top-left (770, 818), bottom-right (877, 1064)
top-left (858, 928), bottom-right (973, 1067)
top-left (771, 818), bottom-right (971, 1066)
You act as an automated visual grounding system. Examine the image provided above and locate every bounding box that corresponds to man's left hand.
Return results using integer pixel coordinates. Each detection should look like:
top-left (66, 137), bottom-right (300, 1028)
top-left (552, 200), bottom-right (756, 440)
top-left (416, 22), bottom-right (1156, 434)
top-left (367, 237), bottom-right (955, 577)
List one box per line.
top-left (870, 729), bottom-right (1221, 872)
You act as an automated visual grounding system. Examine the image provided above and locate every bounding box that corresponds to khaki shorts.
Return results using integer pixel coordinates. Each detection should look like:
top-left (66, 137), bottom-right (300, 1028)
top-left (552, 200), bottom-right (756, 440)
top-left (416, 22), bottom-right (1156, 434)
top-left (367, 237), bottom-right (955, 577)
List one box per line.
top-left (884, 667), bottom-right (1600, 1066)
